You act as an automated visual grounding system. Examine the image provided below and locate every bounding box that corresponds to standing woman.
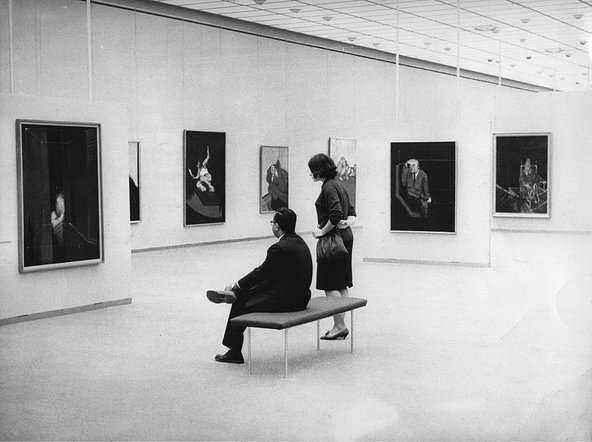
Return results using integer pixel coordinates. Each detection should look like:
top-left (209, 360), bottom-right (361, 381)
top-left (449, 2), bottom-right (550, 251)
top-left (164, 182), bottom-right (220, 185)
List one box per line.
top-left (308, 153), bottom-right (357, 340)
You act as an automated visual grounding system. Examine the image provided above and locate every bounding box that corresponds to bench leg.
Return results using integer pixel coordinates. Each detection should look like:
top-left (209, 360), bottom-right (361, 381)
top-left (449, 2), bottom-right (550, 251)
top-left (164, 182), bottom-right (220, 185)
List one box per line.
top-left (284, 329), bottom-right (288, 378)
top-left (317, 320), bottom-right (320, 350)
top-left (248, 327), bottom-right (252, 374)
top-left (351, 310), bottom-right (354, 353)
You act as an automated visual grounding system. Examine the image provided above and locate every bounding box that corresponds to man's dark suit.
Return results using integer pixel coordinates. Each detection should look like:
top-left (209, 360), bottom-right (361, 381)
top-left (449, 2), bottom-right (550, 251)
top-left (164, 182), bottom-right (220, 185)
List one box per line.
top-left (223, 233), bottom-right (313, 352)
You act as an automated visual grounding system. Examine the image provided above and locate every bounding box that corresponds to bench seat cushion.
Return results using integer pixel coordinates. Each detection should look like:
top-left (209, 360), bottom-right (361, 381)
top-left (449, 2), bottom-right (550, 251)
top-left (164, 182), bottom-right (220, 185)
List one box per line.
top-left (229, 296), bottom-right (367, 330)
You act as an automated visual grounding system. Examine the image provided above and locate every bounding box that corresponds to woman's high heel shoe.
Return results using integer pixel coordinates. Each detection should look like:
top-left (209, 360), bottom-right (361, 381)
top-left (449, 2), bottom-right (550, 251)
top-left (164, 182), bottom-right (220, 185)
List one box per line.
top-left (320, 328), bottom-right (349, 340)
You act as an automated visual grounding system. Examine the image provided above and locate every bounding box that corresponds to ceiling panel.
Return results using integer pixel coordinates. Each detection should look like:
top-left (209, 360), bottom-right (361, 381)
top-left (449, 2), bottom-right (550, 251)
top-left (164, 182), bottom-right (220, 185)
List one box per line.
top-left (156, 0), bottom-right (592, 91)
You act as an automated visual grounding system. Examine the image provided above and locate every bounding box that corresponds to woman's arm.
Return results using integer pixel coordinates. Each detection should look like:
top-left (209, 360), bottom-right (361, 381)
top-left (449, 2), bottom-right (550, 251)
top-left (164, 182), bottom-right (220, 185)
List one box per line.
top-left (337, 215), bottom-right (356, 229)
top-left (203, 146), bottom-right (211, 166)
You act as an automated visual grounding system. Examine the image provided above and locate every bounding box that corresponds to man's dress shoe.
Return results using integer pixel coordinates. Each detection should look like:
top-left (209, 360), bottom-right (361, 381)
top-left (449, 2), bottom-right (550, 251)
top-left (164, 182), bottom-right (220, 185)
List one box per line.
top-left (215, 351), bottom-right (244, 364)
top-left (206, 290), bottom-right (237, 304)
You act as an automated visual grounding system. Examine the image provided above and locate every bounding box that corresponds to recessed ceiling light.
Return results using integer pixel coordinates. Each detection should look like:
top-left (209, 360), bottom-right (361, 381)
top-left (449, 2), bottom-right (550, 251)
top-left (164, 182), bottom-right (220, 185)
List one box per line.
top-left (565, 53), bottom-right (572, 57)
top-left (544, 47), bottom-right (565, 54)
top-left (526, 56), bottom-right (532, 60)
top-left (581, 41), bottom-right (588, 46)
top-left (444, 47), bottom-right (451, 51)
top-left (372, 42), bottom-right (380, 47)
top-left (487, 58), bottom-right (493, 62)
top-left (548, 74), bottom-right (554, 78)
top-left (519, 38), bottom-right (527, 43)
top-left (348, 36), bottom-right (356, 42)
top-left (253, 0), bottom-right (265, 4)
top-left (510, 64), bottom-right (516, 67)
top-left (492, 28), bottom-right (500, 34)
top-left (520, 18), bottom-right (530, 23)
top-left (576, 81), bottom-right (580, 85)
top-left (474, 24), bottom-right (498, 32)
top-left (424, 42), bottom-right (431, 46)
top-left (574, 14), bottom-right (584, 19)
top-left (322, 16), bottom-right (332, 21)
top-left (290, 8), bottom-right (301, 13)
top-left (560, 77), bottom-right (565, 80)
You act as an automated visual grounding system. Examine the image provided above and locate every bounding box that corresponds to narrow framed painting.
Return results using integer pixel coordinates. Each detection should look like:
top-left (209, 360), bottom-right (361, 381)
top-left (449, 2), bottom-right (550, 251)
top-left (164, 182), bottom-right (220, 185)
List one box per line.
top-left (184, 131), bottom-right (225, 226)
top-left (128, 141), bottom-right (140, 223)
top-left (493, 133), bottom-right (550, 218)
top-left (16, 120), bottom-right (103, 272)
top-left (329, 137), bottom-right (357, 207)
top-left (260, 146), bottom-right (289, 213)
top-left (391, 141), bottom-right (456, 234)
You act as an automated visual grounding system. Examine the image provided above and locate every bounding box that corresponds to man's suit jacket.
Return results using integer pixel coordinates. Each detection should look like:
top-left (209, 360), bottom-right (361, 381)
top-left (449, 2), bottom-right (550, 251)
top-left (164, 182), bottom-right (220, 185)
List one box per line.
top-left (238, 233), bottom-right (312, 312)
top-left (402, 168), bottom-right (430, 200)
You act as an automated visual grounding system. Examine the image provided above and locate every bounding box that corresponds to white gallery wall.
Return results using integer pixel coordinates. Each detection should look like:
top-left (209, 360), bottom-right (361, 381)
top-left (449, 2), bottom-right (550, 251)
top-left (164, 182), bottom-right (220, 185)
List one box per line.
top-left (0, 0), bottom-right (590, 320)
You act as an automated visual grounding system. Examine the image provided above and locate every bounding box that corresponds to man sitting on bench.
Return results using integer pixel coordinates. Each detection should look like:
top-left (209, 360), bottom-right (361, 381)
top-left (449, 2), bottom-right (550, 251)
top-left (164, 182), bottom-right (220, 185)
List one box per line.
top-left (206, 208), bottom-right (313, 364)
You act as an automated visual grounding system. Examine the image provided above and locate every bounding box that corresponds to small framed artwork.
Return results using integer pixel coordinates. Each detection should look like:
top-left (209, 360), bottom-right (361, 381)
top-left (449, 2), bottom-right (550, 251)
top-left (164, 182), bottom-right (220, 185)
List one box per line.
top-left (184, 131), bottom-right (225, 226)
top-left (260, 146), bottom-right (289, 213)
top-left (493, 133), bottom-right (550, 218)
top-left (391, 141), bottom-right (456, 233)
top-left (329, 137), bottom-right (357, 207)
top-left (16, 120), bottom-right (103, 272)
top-left (128, 141), bottom-right (140, 223)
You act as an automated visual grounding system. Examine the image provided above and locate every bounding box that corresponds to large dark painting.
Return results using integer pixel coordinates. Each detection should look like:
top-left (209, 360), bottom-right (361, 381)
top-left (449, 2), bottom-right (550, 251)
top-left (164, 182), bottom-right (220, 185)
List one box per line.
top-left (184, 131), bottom-right (225, 226)
top-left (494, 133), bottom-right (550, 217)
top-left (391, 141), bottom-right (456, 233)
top-left (260, 146), bottom-right (289, 213)
top-left (16, 120), bottom-right (103, 272)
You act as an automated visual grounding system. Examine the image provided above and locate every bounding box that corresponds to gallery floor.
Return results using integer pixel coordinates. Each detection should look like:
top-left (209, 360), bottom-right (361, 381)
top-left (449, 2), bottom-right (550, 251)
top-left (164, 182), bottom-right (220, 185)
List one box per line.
top-left (1, 229), bottom-right (591, 441)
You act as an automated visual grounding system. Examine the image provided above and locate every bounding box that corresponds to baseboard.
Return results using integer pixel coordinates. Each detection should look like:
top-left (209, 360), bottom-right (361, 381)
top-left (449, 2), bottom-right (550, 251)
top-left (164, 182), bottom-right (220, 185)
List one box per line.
top-left (0, 298), bottom-right (132, 326)
top-left (363, 257), bottom-right (490, 268)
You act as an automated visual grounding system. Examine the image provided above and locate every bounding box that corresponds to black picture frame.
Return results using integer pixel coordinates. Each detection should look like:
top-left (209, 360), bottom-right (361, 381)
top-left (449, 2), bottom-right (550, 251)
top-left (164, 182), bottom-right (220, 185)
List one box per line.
top-left (493, 133), bottom-right (550, 218)
top-left (129, 141), bottom-right (140, 223)
top-left (260, 146), bottom-right (289, 214)
top-left (391, 141), bottom-right (456, 233)
top-left (184, 131), bottom-right (225, 226)
top-left (16, 120), bottom-right (103, 272)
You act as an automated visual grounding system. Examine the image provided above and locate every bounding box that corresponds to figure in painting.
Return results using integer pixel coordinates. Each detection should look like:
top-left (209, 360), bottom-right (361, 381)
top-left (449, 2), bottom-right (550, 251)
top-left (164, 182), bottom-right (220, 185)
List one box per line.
top-left (266, 160), bottom-right (288, 210)
top-left (336, 156), bottom-right (356, 181)
top-left (519, 158), bottom-right (543, 212)
top-left (188, 146), bottom-right (215, 193)
top-left (401, 159), bottom-right (431, 218)
top-left (50, 191), bottom-right (66, 262)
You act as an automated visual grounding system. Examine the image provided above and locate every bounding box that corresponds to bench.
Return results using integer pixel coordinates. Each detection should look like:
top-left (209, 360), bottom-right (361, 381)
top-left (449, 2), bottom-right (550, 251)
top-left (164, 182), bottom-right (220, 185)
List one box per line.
top-left (229, 296), bottom-right (367, 376)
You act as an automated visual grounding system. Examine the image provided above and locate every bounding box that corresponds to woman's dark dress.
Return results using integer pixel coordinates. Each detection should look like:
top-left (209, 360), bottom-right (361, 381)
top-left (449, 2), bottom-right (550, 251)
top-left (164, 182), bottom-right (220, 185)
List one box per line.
top-left (315, 178), bottom-right (356, 290)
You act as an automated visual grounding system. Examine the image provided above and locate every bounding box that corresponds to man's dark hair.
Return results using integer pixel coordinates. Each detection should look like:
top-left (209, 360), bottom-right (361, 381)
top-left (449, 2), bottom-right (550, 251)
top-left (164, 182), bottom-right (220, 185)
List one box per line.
top-left (308, 153), bottom-right (338, 180)
top-left (273, 207), bottom-right (296, 233)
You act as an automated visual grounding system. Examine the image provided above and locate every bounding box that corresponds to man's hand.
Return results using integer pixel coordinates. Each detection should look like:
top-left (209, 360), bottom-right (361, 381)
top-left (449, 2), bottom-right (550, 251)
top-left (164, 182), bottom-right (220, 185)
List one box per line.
top-left (313, 228), bottom-right (323, 239)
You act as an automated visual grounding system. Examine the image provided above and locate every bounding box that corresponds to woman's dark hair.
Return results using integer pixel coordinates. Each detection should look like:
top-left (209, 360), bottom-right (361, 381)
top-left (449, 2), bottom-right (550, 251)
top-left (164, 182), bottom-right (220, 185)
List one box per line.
top-left (308, 153), bottom-right (338, 180)
top-left (273, 208), bottom-right (297, 234)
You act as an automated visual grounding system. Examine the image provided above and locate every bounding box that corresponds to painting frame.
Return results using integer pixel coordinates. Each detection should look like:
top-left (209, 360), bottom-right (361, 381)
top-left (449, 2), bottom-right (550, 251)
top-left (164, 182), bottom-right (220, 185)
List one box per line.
top-left (493, 133), bottom-right (551, 218)
top-left (328, 137), bottom-right (357, 207)
top-left (184, 130), bottom-right (226, 226)
top-left (128, 141), bottom-right (141, 223)
top-left (390, 141), bottom-right (456, 234)
top-left (16, 119), bottom-right (104, 273)
top-left (259, 146), bottom-right (289, 214)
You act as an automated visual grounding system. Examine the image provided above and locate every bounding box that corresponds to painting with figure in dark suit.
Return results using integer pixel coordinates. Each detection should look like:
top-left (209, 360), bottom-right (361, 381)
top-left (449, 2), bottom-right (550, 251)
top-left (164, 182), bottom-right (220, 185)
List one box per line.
top-left (329, 137), bottom-right (357, 207)
top-left (16, 120), bottom-right (103, 272)
top-left (129, 141), bottom-right (140, 223)
top-left (391, 141), bottom-right (456, 233)
top-left (494, 133), bottom-right (550, 218)
top-left (260, 146), bottom-right (289, 213)
top-left (184, 131), bottom-right (225, 226)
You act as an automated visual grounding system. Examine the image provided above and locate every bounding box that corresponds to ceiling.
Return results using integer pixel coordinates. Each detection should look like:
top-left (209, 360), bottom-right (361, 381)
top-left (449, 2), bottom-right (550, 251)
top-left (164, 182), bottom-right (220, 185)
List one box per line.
top-left (153, 0), bottom-right (592, 92)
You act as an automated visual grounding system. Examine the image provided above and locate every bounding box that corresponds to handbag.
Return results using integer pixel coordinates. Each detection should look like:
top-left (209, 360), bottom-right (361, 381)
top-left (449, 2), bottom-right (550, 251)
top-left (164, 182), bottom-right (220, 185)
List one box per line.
top-left (316, 228), bottom-right (348, 263)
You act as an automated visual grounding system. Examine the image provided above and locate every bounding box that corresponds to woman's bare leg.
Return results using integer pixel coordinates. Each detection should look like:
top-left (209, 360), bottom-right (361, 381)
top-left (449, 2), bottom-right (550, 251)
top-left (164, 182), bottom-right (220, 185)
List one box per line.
top-left (324, 288), bottom-right (349, 333)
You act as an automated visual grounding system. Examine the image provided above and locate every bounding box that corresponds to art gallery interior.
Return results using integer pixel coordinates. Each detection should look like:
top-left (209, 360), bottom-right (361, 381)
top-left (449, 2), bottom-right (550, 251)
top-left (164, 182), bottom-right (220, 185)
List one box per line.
top-left (0, 0), bottom-right (591, 440)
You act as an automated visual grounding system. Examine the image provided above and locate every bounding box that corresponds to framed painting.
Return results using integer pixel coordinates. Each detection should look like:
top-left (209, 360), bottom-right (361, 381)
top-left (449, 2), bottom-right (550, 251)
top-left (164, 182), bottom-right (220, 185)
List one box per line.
top-left (128, 141), bottom-right (140, 223)
top-left (493, 133), bottom-right (550, 218)
top-left (329, 137), bottom-right (357, 207)
top-left (184, 131), bottom-right (225, 226)
top-left (260, 146), bottom-right (289, 213)
top-left (391, 141), bottom-right (456, 233)
top-left (16, 120), bottom-right (103, 272)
